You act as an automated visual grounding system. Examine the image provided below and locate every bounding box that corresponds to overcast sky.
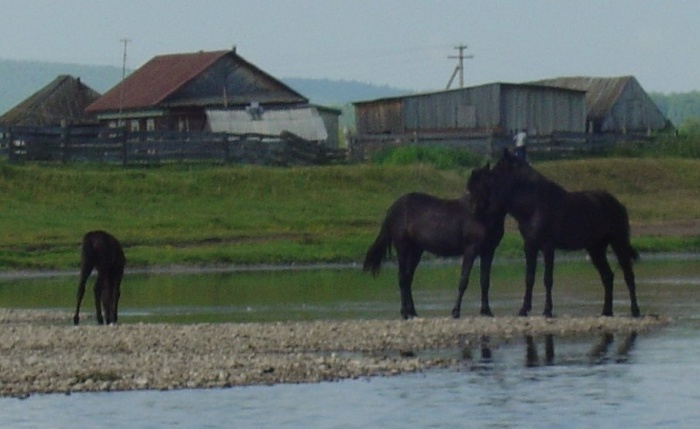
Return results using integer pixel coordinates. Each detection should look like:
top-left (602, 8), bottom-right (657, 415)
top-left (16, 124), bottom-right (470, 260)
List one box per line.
top-left (2, 0), bottom-right (698, 93)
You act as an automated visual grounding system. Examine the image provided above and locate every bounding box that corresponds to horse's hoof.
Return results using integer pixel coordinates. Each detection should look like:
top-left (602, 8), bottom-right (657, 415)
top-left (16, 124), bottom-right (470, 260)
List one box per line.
top-left (451, 308), bottom-right (461, 319)
top-left (518, 309), bottom-right (529, 317)
top-left (480, 309), bottom-right (494, 317)
top-left (543, 311), bottom-right (554, 318)
top-left (631, 308), bottom-right (641, 318)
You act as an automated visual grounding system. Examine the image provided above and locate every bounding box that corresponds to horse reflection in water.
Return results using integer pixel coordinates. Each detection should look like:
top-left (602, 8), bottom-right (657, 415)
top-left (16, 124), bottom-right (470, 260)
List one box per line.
top-left (363, 166), bottom-right (505, 319)
top-left (73, 230), bottom-right (126, 326)
top-left (462, 333), bottom-right (638, 368)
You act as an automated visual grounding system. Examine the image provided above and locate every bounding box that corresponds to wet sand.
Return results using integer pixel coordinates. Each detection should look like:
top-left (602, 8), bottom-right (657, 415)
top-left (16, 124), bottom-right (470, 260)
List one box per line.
top-left (0, 309), bottom-right (669, 398)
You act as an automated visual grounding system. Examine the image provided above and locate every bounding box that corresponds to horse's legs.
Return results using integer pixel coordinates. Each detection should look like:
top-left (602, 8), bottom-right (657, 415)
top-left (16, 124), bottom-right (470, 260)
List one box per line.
top-left (113, 272), bottom-right (123, 324)
top-left (542, 247), bottom-right (555, 318)
top-left (519, 242), bottom-right (538, 316)
top-left (101, 281), bottom-right (114, 325)
top-left (587, 244), bottom-right (615, 316)
top-left (611, 241), bottom-right (641, 317)
top-left (478, 245), bottom-right (497, 317)
top-left (397, 246), bottom-right (422, 319)
top-left (93, 273), bottom-right (105, 325)
top-left (451, 245), bottom-right (479, 319)
top-left (73, 261), bottom-right (93, 325)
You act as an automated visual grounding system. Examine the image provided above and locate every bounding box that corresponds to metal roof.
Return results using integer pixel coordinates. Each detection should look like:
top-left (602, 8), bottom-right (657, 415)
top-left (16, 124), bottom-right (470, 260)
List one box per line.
top-left (86, 50), bottom-right (227, 113)
top-left (86, 49), bottom-right (306, 113)
top-left (352, 81), bottom-right (584, 106)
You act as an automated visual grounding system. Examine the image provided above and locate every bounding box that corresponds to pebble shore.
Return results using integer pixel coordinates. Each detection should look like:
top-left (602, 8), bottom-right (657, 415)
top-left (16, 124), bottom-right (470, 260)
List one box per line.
top-left (0, 309), bottom-right (669, 398)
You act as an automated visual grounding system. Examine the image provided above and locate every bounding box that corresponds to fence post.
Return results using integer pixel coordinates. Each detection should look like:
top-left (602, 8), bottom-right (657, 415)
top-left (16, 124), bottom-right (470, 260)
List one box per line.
top-left (121, 127), bottom-right (128, 166)
top-left (60, 120), bottom-right (70, 164)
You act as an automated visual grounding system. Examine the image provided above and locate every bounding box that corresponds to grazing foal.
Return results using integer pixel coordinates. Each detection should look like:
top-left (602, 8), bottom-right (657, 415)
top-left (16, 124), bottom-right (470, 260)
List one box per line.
top-left (73, 230), bottom-right (126, 325)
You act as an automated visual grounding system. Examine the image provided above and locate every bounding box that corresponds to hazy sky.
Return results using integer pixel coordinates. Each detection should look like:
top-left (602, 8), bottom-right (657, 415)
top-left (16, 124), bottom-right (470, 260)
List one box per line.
top-left (2, 0), bottom-right (698, 93)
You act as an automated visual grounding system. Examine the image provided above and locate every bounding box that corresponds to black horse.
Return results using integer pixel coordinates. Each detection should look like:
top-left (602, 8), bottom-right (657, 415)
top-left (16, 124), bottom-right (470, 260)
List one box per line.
top-left (468, 149), bottom-right (640, 318)
top-left (73, 230), bottom-right (126, 325)
top-left (363, 166), bottom-right (505, 319)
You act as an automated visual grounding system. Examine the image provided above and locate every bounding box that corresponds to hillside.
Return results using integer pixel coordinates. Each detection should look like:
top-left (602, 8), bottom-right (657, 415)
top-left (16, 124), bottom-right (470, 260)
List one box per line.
top-left (0, 59), bottom-right (408, 117)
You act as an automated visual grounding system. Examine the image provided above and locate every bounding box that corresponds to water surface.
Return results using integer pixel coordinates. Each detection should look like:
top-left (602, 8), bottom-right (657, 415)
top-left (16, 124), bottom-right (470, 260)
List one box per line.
top-left (1, 256), bottom-right (699, 428)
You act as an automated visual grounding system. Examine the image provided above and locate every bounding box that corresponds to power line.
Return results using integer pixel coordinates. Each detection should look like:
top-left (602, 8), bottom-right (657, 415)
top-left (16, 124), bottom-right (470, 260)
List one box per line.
top-left (446, 44), bottom-right (473, 89)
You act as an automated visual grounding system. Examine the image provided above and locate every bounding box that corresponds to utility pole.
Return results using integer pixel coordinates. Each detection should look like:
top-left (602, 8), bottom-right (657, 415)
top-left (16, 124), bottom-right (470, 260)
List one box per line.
top-left (118, 38), bottom-right (131, 127)
top-left (446, 44), bottom-right (473, 90)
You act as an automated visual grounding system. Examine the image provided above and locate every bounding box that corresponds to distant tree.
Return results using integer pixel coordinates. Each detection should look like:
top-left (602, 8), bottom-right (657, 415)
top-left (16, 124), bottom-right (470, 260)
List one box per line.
top-left (679, 117), bottom-right (700, 136)
top-left (650, 91), bottom-right (700, 128)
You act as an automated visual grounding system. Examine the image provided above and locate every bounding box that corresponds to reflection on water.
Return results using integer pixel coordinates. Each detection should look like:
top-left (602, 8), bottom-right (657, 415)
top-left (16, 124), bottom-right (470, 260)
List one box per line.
top-left (3, 329), bottom-right (698, 429)
top-left (461, 332), bottom-right (638, 371)
top-left (1, 257), bottom-right (700, 428)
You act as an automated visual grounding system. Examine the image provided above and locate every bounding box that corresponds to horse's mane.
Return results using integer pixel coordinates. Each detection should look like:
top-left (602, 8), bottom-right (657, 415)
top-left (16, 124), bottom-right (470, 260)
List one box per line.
top-left (496, 151), bottom-right (566, 194)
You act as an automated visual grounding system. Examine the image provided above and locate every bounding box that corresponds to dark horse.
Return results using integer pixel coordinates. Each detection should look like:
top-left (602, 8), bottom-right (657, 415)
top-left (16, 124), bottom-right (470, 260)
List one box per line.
top-left (73, 230), bottom-right (126, 325)
top-left (468, 149), bottom-right (640, 318)
top-left (363, 166), bottom-right (505, 319)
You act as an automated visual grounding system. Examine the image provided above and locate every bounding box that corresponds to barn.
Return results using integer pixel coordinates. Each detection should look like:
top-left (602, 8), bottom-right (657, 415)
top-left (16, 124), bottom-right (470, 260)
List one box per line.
top-left (0, 75), bottom-right (101, 127)
top-left (355, 82), bottom-right (585, 136)
top-left (85, 49), bottom-right (340, 146)
top-left (351, 82), bottom-right (586, 158)
top-left (531, 76), bottom-right (670, 134)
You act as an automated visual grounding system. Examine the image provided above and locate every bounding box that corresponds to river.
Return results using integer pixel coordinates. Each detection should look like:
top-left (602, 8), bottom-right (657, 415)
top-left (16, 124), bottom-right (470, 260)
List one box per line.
top-left (1, 256), bottom-right (699, 428)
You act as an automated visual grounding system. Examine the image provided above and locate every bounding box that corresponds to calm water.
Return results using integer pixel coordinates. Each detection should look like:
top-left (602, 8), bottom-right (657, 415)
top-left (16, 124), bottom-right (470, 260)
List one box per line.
top-left (1, 256), bottom-right (699, 428)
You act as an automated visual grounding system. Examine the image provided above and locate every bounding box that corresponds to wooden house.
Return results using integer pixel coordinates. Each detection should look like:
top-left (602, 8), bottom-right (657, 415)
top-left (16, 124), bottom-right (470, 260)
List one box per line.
top-left (0, 75), bottom-right (101, 127)
top-left (532, 76), bottom-right (670, 134)
top-left (86, 49), bottom-right (340, 146)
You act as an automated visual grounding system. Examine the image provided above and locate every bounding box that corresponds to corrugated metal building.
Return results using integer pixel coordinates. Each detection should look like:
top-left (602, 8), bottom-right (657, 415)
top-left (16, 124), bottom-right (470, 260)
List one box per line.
top-left (532, 76), bottom-right (669, 133)
top-left (354, 83), bottom-right (586, 137)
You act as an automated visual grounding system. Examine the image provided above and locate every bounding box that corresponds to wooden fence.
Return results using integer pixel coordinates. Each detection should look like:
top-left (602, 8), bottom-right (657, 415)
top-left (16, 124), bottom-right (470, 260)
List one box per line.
top-left (0, 126), bottom-right (348, 166)
top-left (348, 131), bottom-right (655, 161)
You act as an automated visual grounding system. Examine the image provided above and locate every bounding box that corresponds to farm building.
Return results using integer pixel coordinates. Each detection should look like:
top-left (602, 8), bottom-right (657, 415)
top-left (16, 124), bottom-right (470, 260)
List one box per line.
top-left (351, 82), bottom-right (586, 158)
top-left (0, 75), bottom-right (101, 127)
top-left (532, 76), bottom-right (670, 134)
top-left (86, 49), bottom-right (340, 146)
top-left (354, 82), bottom-right (586, 136)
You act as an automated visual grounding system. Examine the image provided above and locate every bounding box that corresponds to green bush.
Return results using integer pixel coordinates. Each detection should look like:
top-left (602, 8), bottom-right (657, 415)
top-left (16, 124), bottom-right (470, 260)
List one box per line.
top-left (371, 146), bottom-right (484, 170)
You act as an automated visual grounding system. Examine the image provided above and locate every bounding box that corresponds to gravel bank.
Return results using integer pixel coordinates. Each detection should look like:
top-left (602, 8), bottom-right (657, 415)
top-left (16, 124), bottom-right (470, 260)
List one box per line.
top-left (0, 309), bottom-right (669, 398)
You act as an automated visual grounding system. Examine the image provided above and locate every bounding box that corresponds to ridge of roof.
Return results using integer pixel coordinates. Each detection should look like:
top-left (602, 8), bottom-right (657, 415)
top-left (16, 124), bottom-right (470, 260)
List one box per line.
top-left (86, 50), bottom-right (230, 112)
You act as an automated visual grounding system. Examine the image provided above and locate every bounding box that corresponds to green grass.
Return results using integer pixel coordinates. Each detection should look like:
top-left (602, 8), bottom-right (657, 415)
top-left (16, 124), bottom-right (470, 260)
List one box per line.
top-left (0, 158), bottom-right (698, 271)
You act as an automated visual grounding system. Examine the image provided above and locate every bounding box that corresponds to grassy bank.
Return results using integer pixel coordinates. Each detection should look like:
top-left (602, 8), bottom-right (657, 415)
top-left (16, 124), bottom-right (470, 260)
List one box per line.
top-left (0, 159), bottom-right (698, 271)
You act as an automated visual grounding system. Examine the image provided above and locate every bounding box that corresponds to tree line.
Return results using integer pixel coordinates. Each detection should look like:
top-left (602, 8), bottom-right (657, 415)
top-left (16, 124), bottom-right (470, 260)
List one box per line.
top-left (650, 91), bottom-right (700, 134)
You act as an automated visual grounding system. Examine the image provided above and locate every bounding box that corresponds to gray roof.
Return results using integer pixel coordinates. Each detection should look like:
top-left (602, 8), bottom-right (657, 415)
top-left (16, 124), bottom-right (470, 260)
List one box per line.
top-left (530, 76), bottom-right (634, 120)
top-left (0, 75), bottom-right (101, 126)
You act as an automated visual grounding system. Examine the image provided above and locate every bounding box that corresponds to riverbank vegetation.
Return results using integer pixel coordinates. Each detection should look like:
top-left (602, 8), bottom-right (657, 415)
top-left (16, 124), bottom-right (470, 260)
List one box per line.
top-left (0, 155), bottom-right (698, 271)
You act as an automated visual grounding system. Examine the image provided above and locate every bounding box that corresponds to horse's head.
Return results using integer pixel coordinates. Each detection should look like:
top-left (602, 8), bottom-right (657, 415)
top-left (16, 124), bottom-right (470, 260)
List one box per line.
top-left (471, 149), bottom-right (530, 215)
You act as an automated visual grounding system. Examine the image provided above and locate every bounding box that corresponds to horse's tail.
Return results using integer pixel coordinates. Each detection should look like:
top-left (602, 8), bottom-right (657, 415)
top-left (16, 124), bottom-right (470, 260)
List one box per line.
top-left (363, 218), bottom-right (393, 276)
top-left (612, 199), bottom-right (640, 264)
